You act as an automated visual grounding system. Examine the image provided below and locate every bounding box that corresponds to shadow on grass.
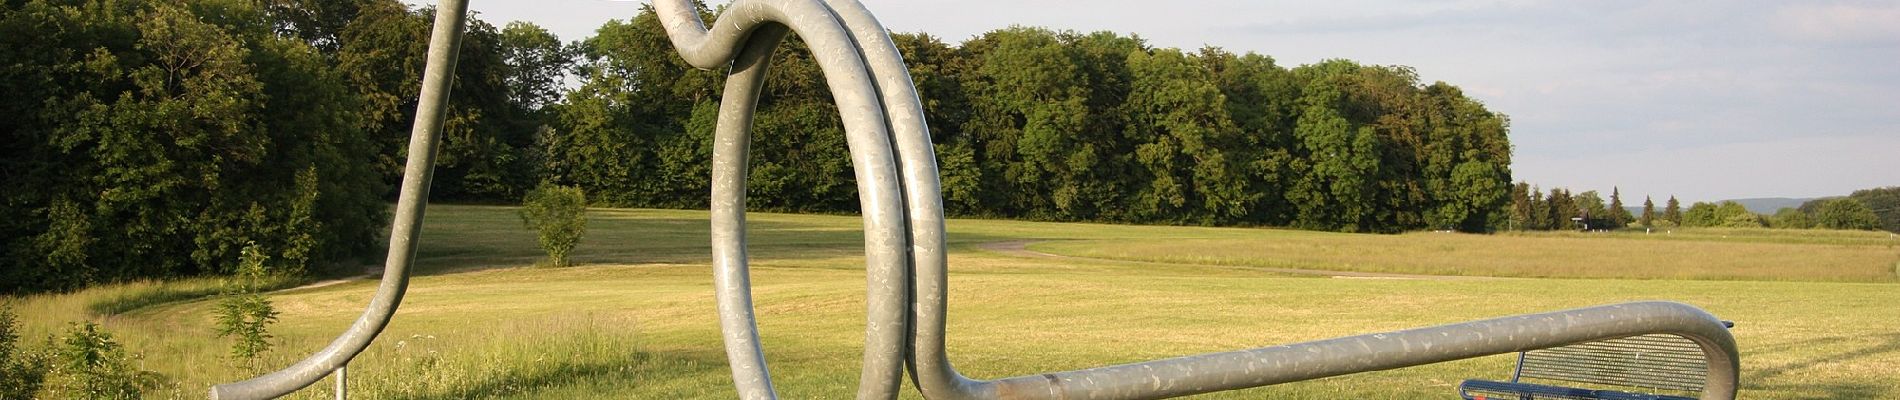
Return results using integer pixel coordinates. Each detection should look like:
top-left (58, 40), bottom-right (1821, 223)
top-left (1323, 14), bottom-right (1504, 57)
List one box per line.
top-left (1742, 333), bottom-right (1900, 396)
top-left (400, 350), bottom-right (729, 400)
top-left (409, 216), bottom-right (1020, 277)
top-left (1746, 382), bottom-right (1884, 399)
top-left (85, 275), bottom-right (305, 317)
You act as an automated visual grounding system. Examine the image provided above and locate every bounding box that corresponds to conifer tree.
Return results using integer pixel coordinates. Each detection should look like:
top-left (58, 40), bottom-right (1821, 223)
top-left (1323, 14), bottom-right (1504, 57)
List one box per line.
top-left (1663, 196), bottom-right (1683, 226)
top-left (1608, 187), bottom-right (1631, 228)
top-left (1640, 196), bottom-right (1656, 227)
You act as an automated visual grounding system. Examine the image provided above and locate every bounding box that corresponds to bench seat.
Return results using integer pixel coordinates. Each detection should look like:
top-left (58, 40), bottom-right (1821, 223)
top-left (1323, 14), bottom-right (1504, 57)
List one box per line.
top-left (1457, 321), bottom-right (1732, 400)
top-left (1460, 379), bottom-right (1697, 400)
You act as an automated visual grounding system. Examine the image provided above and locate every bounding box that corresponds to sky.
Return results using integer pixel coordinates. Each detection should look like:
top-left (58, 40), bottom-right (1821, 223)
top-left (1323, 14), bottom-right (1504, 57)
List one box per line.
top-left (416, 0), bottom-right (1900, 203)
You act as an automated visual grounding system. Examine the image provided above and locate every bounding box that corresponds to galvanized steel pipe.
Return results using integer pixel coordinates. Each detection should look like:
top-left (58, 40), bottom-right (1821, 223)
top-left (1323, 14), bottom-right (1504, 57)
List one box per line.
top-left (978, 301), bottom-right (1738, 399)
top-left (657, 0), bottom-right (915, 398)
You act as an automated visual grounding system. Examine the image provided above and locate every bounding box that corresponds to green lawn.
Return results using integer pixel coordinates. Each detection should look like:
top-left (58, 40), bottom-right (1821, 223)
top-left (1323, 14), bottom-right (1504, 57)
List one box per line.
top-left (8, 205), bottom-right (1899, 398)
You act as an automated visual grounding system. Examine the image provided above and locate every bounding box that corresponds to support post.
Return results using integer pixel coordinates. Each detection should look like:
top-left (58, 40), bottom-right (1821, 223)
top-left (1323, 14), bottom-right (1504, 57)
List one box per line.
top-left (334, 366), bottom-right (346, 400)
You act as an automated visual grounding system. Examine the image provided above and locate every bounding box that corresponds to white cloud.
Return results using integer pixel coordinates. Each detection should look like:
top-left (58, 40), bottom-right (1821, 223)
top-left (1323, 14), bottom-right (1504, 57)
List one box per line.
top-left (1774, 3), bottom-right (1900, 43)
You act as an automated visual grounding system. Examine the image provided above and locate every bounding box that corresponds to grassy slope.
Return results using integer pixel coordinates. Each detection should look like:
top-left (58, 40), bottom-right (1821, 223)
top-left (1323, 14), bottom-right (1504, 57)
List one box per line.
top-left (8, 205), bottom-right (1899, 399)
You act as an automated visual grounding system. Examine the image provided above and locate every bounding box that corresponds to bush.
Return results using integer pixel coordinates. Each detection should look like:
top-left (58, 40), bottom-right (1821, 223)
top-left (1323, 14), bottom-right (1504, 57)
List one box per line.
top-left (1720, 212), bottom-right (1764, 228)
top-left (214, 243), bottom-right (280, 369)
top-left (46, 322), bottom-right (148, 399)
top-left (520, 184), bottom-right (588, 267)
top-left (1770, 207), bottom-right (1813, 229)
top-left (1, 307), bottom-right (51, 399)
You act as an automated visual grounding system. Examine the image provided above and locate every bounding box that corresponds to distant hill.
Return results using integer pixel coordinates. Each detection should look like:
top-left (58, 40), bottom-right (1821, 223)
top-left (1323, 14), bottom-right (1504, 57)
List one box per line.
top-left (1723, 198), bottom-right (1815, 214)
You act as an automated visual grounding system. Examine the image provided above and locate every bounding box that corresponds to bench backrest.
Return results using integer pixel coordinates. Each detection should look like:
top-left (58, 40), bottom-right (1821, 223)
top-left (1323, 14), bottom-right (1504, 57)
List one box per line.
top-left (1513, 333), bottom-right (1711, 393)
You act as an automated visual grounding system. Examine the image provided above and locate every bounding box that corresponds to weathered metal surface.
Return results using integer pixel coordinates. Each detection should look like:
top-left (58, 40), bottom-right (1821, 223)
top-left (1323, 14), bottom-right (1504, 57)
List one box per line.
top-left (213, 1), bottom-right (1740, 399)
top-left (207, 1), bottom-right (469, 399)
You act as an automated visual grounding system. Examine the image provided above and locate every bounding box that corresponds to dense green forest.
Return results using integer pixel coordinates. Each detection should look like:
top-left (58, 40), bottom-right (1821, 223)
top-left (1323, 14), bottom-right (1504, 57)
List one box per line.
top-left (554, 13), bottom-right (1518, 232)
top-left (0, 0), bottom-right (1663, 295)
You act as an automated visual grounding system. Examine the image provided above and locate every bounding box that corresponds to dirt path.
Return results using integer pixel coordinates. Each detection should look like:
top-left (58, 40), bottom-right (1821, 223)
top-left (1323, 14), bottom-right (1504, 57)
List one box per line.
top-left (274, 274), bottom-right (369, 293)
top-left (975, 240), bottom-right (1493, 281)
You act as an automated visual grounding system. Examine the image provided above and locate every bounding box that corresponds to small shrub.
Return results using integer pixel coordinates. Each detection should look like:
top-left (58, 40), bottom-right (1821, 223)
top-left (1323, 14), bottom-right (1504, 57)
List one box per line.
top-left (1770, 208), bottom-right (1813, 229)
top-left (214, 243), bottom-right (280, 368)
top-left (1, 306), bottom-right (51, 398)
top-left (519, 184), bottom-right (588, 267)
top-left (1720, 212), bottom-right (1764, 228)
top-left (46, 322), bottom-right (146, 399)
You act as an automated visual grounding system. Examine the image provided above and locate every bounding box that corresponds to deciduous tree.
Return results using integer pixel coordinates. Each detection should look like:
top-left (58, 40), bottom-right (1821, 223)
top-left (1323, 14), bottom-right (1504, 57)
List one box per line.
top-left (1770, 207), bottom-right (1812, 229)
top-left (1575, 190), bottom-right (1607, 230)
top-left (1, 0), bottom-right (384, 293)
top-left (1848, 187), bottom-right (1900, 232)
top-left (1817, 199), bottom-right (1879, 230)
top-left (1714, 201), bottom-right (1759, 228)
top-left (1683, 202), bottom-right (1717, 227)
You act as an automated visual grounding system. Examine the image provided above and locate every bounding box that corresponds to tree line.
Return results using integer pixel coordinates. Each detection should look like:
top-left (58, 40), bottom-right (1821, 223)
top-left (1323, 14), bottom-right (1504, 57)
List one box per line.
top-left (552, 10), bottom-right (1516, 233)
top-left (1502, 183), bottom-right (1895, 232)
top-left (1503, 184), bottom-right (1637, 231)
top-left (5, 0), bottom-right (1514, 293)
top-left (1761, 188), bottom-right (1895, 231)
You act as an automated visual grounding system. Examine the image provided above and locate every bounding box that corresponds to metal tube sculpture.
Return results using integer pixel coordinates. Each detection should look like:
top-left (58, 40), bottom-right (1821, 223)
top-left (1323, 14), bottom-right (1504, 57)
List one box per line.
top-left (655, 1), bottom-right (1741, 399)
top-left (213, 0), bottom-right (1740, 399)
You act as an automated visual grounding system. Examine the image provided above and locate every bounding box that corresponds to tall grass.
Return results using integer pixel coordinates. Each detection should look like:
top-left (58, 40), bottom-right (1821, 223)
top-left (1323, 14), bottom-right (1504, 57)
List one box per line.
top-left (339, 314), bottom-right (657, 399)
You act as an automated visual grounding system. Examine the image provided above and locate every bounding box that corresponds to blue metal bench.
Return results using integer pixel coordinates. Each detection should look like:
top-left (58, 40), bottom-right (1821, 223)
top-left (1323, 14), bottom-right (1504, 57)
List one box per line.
top-left (1459, 321), bottom-right (1734, 400)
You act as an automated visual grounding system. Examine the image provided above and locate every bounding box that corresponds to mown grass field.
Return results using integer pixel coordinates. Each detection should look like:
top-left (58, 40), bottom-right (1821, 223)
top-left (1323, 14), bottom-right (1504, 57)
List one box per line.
top-left (8, 204), bottom-right (1900, 399)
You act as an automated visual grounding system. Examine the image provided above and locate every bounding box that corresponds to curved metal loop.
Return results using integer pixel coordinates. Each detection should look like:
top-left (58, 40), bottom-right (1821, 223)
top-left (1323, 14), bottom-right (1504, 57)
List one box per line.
top-left (659, 1), bottom-right (1739, 400)
top-left (655, 0), bottom-right (913, 398)
top-left (209, 1), bottom-right (470, 399)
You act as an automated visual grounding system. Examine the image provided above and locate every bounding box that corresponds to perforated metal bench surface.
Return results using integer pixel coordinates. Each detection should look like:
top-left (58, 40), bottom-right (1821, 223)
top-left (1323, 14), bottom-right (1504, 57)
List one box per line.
top-left (1461, 379), bottom-right (1696, 400)
top-left (1451, 377), bottom-right (1694, 400)
top-left (1458, 324), bottom-right (1730, 400)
